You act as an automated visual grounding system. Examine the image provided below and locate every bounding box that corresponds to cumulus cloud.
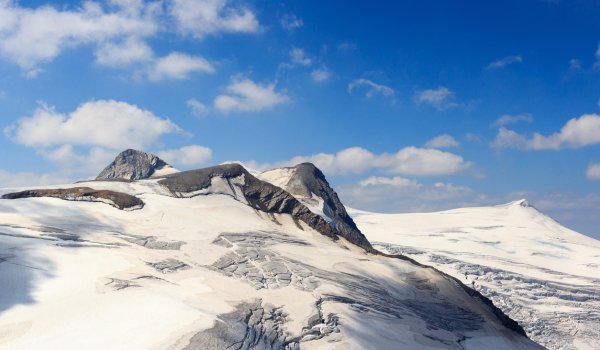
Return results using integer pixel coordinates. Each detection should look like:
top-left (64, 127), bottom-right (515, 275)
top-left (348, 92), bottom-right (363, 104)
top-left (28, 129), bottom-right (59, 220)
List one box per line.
top-left (425, 134), bottom-right (459, 149)
top-left (169, 0), bottom-right (259, 38)
top-left (311, 66), bottom-right (331, 82)
top-left (348, 79), bottom-right (394, 100)
top-left (587, 163), bottom-right (600, 180)
top-left (487, 55), bottom-right (523, 69)
top-left (38, 144), bottom-right (117, 175)
top-left (280, 14), bottom-right (303, 31)
top-left (6, 99), bottom-right (180, 150)
top-left (491, 127), bottom-right (528, 149)
top-left (252, 146), bottom-right (473, 177)
top-left (0, 0), bottom-right (159, 75)
top-left (0, 0), bottom-right (258, 76)
top-left (147, 52), bottom-right (215, 80)
top-left (338, 177), bottom-right (477, 213)
top-left (414, 87), bottom-right (457, 111)
top-left (288, 47), bottom-right (311, 67)
top-left (493, 114), bottom-right (534, 127)
top-left (214, 77), bottom-right (289, 112)
top-left (0, 169), bottom-right (72, 187)
top-left (186, 98), bottom-right (209, 117)
top-left (158, 145), bottom-right (212, 167)
top-left (95, 37), bottom-right (153, 67)
top-left (492, 114), bottom-right (600, 150)
top-left (359, 176), bottom-right (422, 189)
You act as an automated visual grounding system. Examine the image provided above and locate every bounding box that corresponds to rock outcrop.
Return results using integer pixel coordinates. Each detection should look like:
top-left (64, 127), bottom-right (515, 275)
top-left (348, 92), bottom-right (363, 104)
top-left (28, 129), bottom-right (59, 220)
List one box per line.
top-left (275, 163), bottom-right (372, 252)
top-left (1, 187), bottom-right (144, 210)
top-left (96, 149), bottom-right (174, 181)
top-left (157, 164), bottom-right (374, 251)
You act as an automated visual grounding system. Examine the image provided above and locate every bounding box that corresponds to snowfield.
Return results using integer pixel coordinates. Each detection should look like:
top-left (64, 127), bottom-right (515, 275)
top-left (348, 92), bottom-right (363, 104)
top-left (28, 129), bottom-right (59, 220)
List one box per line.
top-left (350, 200), bottom-right (600, 350)
top-left (0, 173), bottom-right (542, 350)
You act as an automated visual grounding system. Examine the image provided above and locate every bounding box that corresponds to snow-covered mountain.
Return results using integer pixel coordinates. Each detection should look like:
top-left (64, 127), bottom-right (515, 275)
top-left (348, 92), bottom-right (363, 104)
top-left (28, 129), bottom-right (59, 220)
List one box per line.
top-left (0, 151), bottom-right (542, 349)
top-left (349, 200), bottom-right (600, 350)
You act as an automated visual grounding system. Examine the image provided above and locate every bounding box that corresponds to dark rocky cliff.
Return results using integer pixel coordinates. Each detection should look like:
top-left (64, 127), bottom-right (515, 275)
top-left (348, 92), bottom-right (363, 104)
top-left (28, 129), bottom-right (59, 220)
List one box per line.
top-left (96, 149), bottom-right (170, 181)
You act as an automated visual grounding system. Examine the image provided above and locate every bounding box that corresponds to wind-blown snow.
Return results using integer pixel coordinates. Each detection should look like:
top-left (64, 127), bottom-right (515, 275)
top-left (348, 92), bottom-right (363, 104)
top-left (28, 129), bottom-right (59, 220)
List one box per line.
top-left (350, 200), bottom-right (600, 350)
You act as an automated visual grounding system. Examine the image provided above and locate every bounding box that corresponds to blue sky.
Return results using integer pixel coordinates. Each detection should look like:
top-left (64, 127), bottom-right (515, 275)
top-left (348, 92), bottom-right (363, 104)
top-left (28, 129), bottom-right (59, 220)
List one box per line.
top-left (0, 0), bottom-right (600, 238)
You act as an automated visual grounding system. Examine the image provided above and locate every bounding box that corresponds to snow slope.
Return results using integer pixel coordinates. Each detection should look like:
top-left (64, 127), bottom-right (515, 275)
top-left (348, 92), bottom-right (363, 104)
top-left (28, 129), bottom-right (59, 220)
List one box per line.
top-left (350, 200), bottom-right (600, 350)
top-left (0, 171), bottom-right (542, 349)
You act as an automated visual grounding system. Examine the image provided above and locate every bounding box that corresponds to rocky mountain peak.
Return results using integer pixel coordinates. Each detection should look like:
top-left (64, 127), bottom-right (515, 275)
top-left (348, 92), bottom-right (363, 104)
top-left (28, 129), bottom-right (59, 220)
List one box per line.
top-left (259, 162), bottom-right (373, 251)
top-left (96, 149), bottom-right (174, 181)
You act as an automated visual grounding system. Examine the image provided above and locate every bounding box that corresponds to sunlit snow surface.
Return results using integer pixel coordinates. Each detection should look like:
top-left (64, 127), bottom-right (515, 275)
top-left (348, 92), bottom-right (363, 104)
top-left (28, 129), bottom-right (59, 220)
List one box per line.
top-left (0, 180), bottom-right (541, 349)
top-left (350, 200), bottom-right (600, 350)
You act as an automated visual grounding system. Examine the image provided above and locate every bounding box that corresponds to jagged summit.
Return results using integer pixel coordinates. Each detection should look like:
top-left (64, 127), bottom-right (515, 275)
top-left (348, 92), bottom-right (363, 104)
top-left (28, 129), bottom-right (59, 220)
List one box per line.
top-left (259, 162), bottom-right (372, 251)
top-left (96, 149), bottom-right (176, 181)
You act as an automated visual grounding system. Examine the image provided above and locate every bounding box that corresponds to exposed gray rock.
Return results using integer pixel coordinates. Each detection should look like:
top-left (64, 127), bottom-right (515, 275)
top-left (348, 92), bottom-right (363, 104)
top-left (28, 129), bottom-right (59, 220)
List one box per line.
top-left (1, 187), bottom-right (144, 210)
top-left (120, 234), bottom-right (185, 250)
top-left (184, 299), bottom-right (299, 350)
top-left (211, 232), bottom-right (318, 290)
top-left (274, 163), bottom-right (372, 251)
top-left (105, 278), bottom-right (139, 291)
top-left (158, 164), bottom-right (374, 252)
top-left (147, 258), bottom-right (190, 273)
top-left (96, 149), bottom-right (171, 181)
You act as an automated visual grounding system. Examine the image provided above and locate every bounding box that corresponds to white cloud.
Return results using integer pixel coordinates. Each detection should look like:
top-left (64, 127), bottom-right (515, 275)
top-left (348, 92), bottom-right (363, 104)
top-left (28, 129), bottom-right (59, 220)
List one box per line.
top-left (169, 0), bottom-right (259, 39)
top-left (280, 14), bottom-right (303, 31)
top-left (0, 0), bottom-right (259, 76)
top-left (0, 169), bottom-right (72, 187)
top-left (95, 37), bottom-right (153, 67)
top-left (288, 47), bottom-right (311, 66)
top-left (491, 127), bottom-right (528, 149)
top-left (414, 87), bottom-right (457, 111)
top-left (338, 178), bottom-right (477, 213)
top-left (348, 79), bottom-right (394, 100)
top-left (252, 146), bottom-right (473, 177)
top-left (359, 176), bottom-right (422, 189)
top-left (492, 114), bottom-right (600, 150)
top-left (38, 144), bottom-right (116, 175)
top-left (425, 134), bottom-right (459, 149)
top-left (6, 99), bottom-right (180, 150)
top-left (586, 163), bottom-right (600, 180)
top-left (186, 98), bottom-right (209, 117)
top-left (147, 52), bottom-right (215, 81)
top-left (311, 66), bottom-right (331, 82)
top-left (376, 147), bottom-right (472, 176)
top-left (487, 55), bottom-right (523, 69)
top-left (0, 0), bottom-right (159, 74)
top-left (493, 114), bottom-right (534, 127)
top-left (214, 77), bottom-right (289, 113)
top-left (158, 145), bottom-right (212, 167)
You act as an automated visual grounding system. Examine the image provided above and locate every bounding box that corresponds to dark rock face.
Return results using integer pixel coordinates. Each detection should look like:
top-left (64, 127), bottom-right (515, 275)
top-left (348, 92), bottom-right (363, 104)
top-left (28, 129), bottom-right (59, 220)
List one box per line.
top-left (283, 163), bottom-right (373, 251)
top-left (1, 187), bottom-right (144, 210)
top-left (184, 299), bottom-right (298, 350)
top-left (96, 149), bottom-right (170, 181)
top-left (158, 164), bottom-right (354, 246)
